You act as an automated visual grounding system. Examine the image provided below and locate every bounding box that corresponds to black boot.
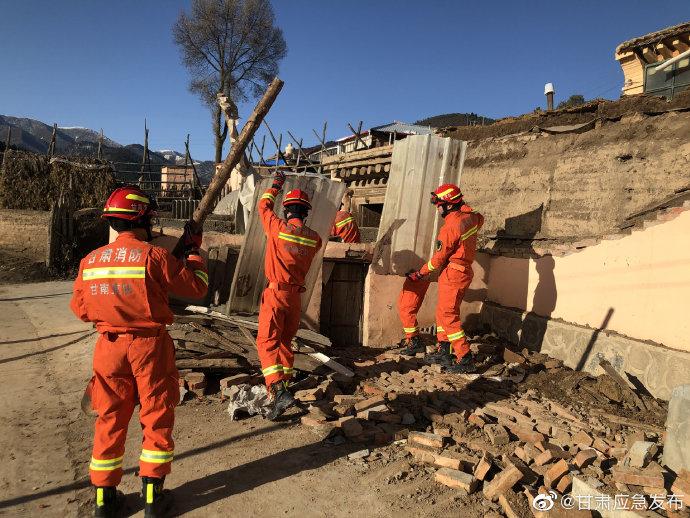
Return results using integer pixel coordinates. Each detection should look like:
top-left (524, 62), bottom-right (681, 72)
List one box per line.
top-left (425, 341), bottom-right (454, 365)
top-left (93, 486), bottom-right (124, 517)
top-left (142, 477), bottom-right (173, 518)
top-left (444, 353), bottom-right (477, 374)
top-left (266, 381), bottom-right (296, 421)
top-left (399, 335), bottom-right (424, 356)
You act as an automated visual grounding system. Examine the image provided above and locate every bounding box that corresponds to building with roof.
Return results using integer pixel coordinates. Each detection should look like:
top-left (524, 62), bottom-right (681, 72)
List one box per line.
top-left (308, 121), bottom-right (432, 161)
top-left (616, 21), bottom-right (690, 97)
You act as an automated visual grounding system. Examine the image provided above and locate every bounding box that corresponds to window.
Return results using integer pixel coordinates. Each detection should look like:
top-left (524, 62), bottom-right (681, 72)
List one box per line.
top-left (645, 56), bottom-right (690, 99)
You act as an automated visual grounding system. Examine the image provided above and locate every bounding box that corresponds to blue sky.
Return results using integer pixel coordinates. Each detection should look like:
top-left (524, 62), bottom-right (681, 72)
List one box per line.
top-left (1, 1), bottom-right (688, 160)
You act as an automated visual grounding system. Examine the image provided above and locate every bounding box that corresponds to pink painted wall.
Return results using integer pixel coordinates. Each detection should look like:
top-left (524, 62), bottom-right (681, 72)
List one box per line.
top-left (485, 208), bottom-right (690, 352)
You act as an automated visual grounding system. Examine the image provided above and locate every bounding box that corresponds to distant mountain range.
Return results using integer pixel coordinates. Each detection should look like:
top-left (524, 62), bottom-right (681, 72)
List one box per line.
top-left (0, 115), bottom-right (216, 182)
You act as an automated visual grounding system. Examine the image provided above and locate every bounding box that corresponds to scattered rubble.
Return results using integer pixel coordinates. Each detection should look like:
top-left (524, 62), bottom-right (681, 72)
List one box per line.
top-left (167, 315), bottom-right (684, 516)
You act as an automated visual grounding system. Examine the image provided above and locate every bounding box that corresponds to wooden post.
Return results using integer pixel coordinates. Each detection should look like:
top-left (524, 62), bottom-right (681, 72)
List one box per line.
top-left (312, 121), bottom-right (328, 174)
top-left (48, 123), bottom-right (57, 157)
top-left (171, 76), bottom-right (283, 259)
top-left (263, 119), bottom-right (288, 167)
top-left (139, 119), bottom-right (152, 188)
top-left (97, 128), bottom-right (103, 159)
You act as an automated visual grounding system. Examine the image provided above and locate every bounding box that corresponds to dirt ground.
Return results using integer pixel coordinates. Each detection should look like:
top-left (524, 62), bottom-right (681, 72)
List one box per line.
top-left (0, 281), bottom-right (483, 518)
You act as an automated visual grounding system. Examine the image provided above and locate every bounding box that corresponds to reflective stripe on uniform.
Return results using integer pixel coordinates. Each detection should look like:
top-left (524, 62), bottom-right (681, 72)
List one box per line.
top-left (427, 260), bottom-right (435, 272)
top-left (461, 225), bottom-right (478, 241)
top-left (447, 330), bottom-right (466, 342)
top-left (140, 449), bottom-right (174, 464)
top-left (90, 456), bottom-right (123, 471)
top-left (146, 483), bottom-right (154, 504)
top-left (335, 216), bottom-right (354, 228)
top-left (97, 487), bottom-right (104, 506)
top-left (194, 270), bottom-right (209, 285)
top-left (403, 326), bottom-right (418, 333)
top-left (83, 267), bottom-right (145, 280)
top-left (283, 367), bottom-right (294, 376)
top-left (103, 207), bottom-right (137, 213)
top-left (261, 192), bottom-right (275, 201)
top-left (278, 232), bottom-right (318, 247)
top-left (125, 193), bottom-right (150, 203)
top-left (437, 326), bottom-right (444, 332)
top-left (262, 364), bottom-right (283, 377)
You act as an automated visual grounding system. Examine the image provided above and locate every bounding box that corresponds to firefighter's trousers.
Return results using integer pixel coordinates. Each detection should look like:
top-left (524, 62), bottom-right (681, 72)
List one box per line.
top-left (88, 329), bottom-right (178, 486)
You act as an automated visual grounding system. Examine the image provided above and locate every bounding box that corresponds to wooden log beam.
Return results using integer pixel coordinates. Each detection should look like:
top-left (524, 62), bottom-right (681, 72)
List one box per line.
top-left (599, 359), bottom-right (648, 412)
top-left (172, 77), bottom-right (284, 259)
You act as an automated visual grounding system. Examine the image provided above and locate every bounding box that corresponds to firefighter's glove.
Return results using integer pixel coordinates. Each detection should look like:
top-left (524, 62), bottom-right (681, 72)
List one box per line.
top-left (182, 221), bottom-right (203, 255)
top-left (406, 270), bottom-right (425, 282)
top-left (272, 171), bottom-right (286, 190)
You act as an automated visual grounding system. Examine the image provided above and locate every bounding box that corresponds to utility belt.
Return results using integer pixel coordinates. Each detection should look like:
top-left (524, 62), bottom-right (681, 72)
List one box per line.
top-left (267, 281), bottom-right (306, 293)
top-left (447, 262), bottom-right (469, 273)
top-left (101, 327), bottom-right (164, 341)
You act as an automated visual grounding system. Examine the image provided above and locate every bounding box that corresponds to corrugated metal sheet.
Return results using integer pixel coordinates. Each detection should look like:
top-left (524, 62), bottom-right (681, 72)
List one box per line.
top-left (225, 173), bottom-right (346, 315)
top-left (373, 134), bottom-right (467, 276)
top-left (371, 122), bottom-right (434, 135)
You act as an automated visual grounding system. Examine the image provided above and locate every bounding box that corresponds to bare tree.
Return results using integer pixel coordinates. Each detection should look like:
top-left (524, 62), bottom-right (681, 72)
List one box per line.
top-left (173, 0), bottom-right (287, 163)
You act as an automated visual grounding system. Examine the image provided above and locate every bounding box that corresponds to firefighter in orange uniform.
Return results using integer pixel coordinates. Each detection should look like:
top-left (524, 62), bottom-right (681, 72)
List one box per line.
top-left (257, 171), bottom-right (322, 420)
top-left (70, 185), bottom-right (207, 517)
top-left (406, 183), bottom-right (483, 373)
top-left (330, 189), bottom-right (361, 243)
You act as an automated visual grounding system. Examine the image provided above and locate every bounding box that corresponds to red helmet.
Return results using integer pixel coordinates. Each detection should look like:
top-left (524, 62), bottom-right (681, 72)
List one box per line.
top-left (283, 189), bottom-right (312, 210)
top-left (102, 185), bottom-right (157, 221)
top-left (431, 183), bottom-right (463, 205)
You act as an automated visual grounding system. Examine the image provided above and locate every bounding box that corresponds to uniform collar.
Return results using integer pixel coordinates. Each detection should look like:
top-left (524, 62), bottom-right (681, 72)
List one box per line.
top-left (116, 230), bottom-right (145, 241)
top-left (287, 217), bottom-right (304, 227)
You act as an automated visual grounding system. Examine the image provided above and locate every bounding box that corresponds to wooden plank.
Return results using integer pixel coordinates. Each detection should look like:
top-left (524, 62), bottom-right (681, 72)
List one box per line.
top-left (599, 359), bottom-right (647, 411)
top-left (590, 409), bottom-right (664, 434)
top-left (321, 145), bottom-right (393, 165)
top-left (185, 305), bottom-right (333, 348)
top-left (188, 322), bottom-right (248, 354)
top-left (175, 358), bottom-right (246, 370)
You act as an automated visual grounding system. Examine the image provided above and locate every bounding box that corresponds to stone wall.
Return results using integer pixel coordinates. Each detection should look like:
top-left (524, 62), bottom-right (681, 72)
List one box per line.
top-left (481, 302), bottom-right (690, 401)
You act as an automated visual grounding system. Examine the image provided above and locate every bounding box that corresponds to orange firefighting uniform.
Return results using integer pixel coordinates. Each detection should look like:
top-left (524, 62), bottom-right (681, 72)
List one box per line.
top-left (257, 187), bottom-right (322, 387)
top-left (70, 231), bottom-right (208, 487)
top-left (419, 205), bottom-right (483, 360)
top-left (397, 277), bottom-right (431, 339)
top-left (330, 210), bottom-right (361, 243)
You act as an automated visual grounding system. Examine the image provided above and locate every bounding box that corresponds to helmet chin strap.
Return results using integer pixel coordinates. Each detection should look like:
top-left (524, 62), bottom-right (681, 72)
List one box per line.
top-left (440, 202), bottom-right (462, 218)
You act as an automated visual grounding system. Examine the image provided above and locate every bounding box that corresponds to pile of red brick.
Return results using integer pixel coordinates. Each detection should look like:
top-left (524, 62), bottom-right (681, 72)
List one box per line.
top-left (295, 342), bottom-right (686, 517)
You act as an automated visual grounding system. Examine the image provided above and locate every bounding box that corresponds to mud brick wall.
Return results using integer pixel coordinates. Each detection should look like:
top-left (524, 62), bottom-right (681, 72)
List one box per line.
top-left (455, 110), bottom-right (690, 245)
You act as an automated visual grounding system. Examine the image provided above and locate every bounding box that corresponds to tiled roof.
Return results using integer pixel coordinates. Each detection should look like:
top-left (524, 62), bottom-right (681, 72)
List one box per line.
top-left (616, 21), bottom-right (690, 54)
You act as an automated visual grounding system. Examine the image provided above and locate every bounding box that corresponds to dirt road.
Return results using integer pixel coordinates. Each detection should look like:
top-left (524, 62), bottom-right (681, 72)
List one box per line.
top-left (0, 281), bottom-right (470, 517)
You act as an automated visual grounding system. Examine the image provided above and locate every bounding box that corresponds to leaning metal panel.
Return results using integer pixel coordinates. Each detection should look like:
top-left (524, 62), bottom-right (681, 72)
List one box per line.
top-left (373, 134), bottom-right (467, 276)
top-left (225, 173), bottom-right (346, 315)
